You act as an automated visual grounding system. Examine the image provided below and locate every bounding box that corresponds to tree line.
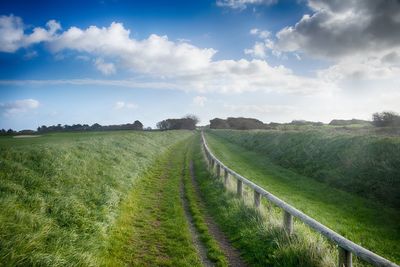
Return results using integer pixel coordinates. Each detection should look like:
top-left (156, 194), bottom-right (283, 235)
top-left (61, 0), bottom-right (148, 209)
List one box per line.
top-left (1, 111), bottom-right (399, 136)
top-left (0, 121), bottom-right (144, 136)
top-left (209, 111), bottom-right (400, 130)
top-left (209, 117), bottom-right (324, 130)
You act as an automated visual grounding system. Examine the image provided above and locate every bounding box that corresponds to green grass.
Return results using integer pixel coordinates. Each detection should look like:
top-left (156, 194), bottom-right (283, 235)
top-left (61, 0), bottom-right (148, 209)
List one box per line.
top-left (191, 133), bottom-right (336, 266)
top-left (102, 138), bottom-right (202, 266)
top-left (208, 129), bottom-right (400, 208)
top-left (101, 134), bottom-right (228, 266)
top-left (0, 130), bottom-right (192, 266)
top-left (182, 136), bottom-right (228, 266)
top-left (204, 131), bottom-right (400, 264)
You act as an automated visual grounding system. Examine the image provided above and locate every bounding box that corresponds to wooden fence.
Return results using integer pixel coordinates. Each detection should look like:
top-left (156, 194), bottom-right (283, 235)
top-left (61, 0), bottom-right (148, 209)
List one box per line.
top-left (201, 132), bottom-right (399, 267)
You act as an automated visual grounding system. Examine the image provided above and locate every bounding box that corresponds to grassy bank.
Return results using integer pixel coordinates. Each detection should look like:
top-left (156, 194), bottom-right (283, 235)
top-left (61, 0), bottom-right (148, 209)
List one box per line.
top-left (0, 130), bottom-right (192, 266)
top-left (205, 131), bottom-right (400, 264)
top-left (191, 133), bottom-right (336, 266)
top-left (208, 129), bottom-right (400, 209)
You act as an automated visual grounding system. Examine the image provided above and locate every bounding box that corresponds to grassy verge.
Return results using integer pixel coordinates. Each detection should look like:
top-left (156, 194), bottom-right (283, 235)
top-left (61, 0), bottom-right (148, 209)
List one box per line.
top-left (182, 136), bottom-right (228, 266)
top-left (0, 130), bottom-right (192, 266)
top-left (191, 133), bottom-right (336, 266)
top-left (205, 131), bottom-right (400, 264)
top-left (102, 138), bottom-right (201, 266)
top-left (208, 129), bottom-right (400, 208)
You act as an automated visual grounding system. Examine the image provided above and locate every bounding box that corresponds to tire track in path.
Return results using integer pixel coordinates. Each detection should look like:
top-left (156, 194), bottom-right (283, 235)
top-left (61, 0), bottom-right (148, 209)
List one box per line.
top-left (180, 174), bottom-right (214, 267)
top-left (189, 160), bottom-right (247, 267)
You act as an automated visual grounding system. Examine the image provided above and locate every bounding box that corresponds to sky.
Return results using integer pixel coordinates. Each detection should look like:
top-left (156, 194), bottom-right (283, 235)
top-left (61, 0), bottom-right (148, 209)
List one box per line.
top-left (0, 0), bottom-right (400, 130)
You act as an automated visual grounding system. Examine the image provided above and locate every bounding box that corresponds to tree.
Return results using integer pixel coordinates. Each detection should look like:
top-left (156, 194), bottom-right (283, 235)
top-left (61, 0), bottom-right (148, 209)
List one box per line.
top-left (37, 125), bottom-right (48, 133)
top-left (210, 118), bottom-right (230, 129)
top-left (156, 116), bottom-right (198, 130)
top-left (209, 117), bottom-right (267, 130)
top-left (226, 117), bottom-right (265, 130)
top-left (133, 120), bottom-right (143, 130)
top-left (91, 123), bottom-right (102, 130)
top-left (372, 111), bottom-right (400, 127)
top-left (184, 114), bottom-right (199, 125)
top-left (156, 120), bottom-right (170, 130)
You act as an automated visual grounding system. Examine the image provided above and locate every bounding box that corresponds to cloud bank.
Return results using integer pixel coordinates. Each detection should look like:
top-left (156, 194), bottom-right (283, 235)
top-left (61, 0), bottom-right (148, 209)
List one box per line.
top-left (0, 14), bottom-right (334, 95)
top-left (0, 99), bottom-right (40, 116)
top-left (216, 0), bottom-right (277, 10)
top-left (244, 0), bottom-right (400, 86)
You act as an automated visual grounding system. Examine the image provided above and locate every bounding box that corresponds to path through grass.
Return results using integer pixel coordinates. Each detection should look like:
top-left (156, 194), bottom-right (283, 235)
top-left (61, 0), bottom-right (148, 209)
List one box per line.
top-left (102, 135), bottom-right (229, 266)
top-left (0, 131), bottom-right (192, 266)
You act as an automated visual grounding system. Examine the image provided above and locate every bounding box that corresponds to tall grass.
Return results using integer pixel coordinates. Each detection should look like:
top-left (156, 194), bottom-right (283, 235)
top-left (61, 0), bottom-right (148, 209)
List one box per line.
top-left (205, 131), bottom-right (400, 264)
top-left (208, 129), bottom-right (400, 209)
top-left (0, 131), bottom-right (192, 266)
top-left (191, 134), bottom-right (336, 266)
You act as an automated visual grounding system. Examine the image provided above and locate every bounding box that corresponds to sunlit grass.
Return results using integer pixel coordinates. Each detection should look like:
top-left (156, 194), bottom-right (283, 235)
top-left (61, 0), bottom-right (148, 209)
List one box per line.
top-left (191, 133), bottom-right (336, 266)
top-left (205, 130), bottom-right (400, 264)
top-left (0, 130), bottom-right (192, 266)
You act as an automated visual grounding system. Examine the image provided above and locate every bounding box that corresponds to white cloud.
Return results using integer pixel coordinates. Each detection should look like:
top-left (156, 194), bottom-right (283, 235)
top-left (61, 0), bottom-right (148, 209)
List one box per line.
top-left (0, 57), bottom-right (337, 95)
top-left (0, 15), bottom-right (24, 52)
top-left (193, 96), bottom-right (207, 107)
top-left (244, 41), bottom-right (268, 58)
top-left (0, 15), bottom-right (60, 52)
top-left (0, 15), bottom-right (336, 95)
top-left (223, 103), bottom-right (295, 114)
top-left (246, 28), bottom-right (284, 59)
top-left (0, 99), bottom-right (40, 116)
top-left (249, 28), bottom-right (270, 38)
top-left (250, 28), bottom-right (259, 35)
top-left (114, 101), bottom-right (137, 110)
top-left (216, 0), bottom-right (277, 10)
top-left (94, 58), bottom-right (116, 75)
top-left (49, 22), bottom-right (216, 76)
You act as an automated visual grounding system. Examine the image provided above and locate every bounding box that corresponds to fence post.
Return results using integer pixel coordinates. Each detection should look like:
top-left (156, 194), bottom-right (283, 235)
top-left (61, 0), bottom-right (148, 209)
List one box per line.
top-left (254, 190), bottom-right (261, 208)
top-left (237, 179), bottom-right (243, 197)
top-left (283, 211), bottom-right (293, 235)
top-left (338, 247), bottom-right (352, 267)
top-left (216, 163), bottom-right (221, 177)
top-left (224, 169), bottom-right (229, 186)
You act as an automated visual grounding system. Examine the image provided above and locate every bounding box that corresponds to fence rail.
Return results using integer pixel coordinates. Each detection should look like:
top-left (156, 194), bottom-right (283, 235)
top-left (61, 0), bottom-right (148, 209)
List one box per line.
top-left (201, 131), bottom-right (399, 267)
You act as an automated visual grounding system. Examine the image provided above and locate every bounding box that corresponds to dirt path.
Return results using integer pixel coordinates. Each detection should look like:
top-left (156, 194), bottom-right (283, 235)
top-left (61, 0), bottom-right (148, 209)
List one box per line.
top-left (180, 177), bottom-right (214, 267)
top-left (189, 161), bottom-right (247, 267)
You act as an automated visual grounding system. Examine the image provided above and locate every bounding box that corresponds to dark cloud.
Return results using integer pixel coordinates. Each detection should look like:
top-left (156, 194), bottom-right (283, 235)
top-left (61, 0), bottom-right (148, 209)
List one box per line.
top-left (276, 0), bottom-right (400, 59)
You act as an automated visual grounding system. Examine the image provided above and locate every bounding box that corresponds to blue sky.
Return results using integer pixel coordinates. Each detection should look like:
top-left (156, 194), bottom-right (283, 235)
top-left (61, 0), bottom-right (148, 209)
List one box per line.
top-left (1, 0), bottom-right (399, 130)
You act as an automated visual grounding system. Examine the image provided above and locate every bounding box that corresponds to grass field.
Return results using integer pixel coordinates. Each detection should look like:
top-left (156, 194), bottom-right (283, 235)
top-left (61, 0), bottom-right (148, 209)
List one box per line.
top-left (191, 134), bottom-right (337, 266)
top-left (208, 129), bottom-right (400, 208)
top-left (1, 129), bottom-right (398, 266)
top-left (205, 130), bottom-right (400, 264)
top-left (0, 130), bottom-right (192, 266)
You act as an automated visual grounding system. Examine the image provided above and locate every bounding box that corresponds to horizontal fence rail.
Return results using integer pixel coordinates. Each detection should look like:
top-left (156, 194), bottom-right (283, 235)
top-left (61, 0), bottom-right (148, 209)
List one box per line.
top-left (201, 132), bottom-right (399, 267)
